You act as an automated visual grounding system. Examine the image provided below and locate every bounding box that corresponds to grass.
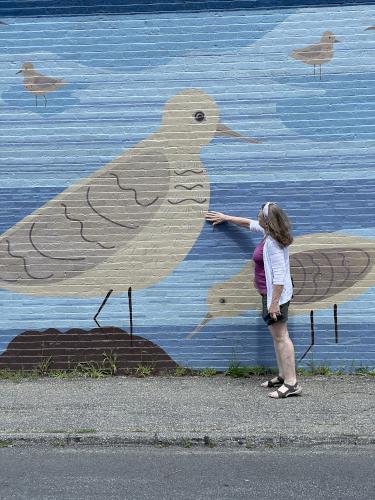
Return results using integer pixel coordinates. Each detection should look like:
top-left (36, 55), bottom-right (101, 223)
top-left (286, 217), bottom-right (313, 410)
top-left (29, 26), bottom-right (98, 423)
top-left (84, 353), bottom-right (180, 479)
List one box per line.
top-left (0, 360), bottom-right (374, 381)
top-left (75, 361), bottom-right (111, 379)
top-left (174, 366), bottom-right (190, 377)
top-left (0, 440), bottom-right (12, 448)
top-left (49, 370), bottom-right (79, 379)
top-left (181, 438), bottom-right (193, 448)
top-left (0, 369), bottom-right (25, 383)
top-left (203, 435), bottom-right (215, 448)
top-left (33, 357), bottom-right (53, 377)
top-left (199, 368), bottom-right (217, 377)
top-left (72, 428), bottom-right (97, 434)
top-left (134, 364), bottom-right (153, 378)
top-left (102, 351), bottom-right (118, 376)
top-left (225, 361), bottom-right (272, 378)
top-left (43, 429), bottom-right (67, 434)
top-left (297, 362), bottom-right (334, 376)
top-left (51, 439), bottom-right (66, 447)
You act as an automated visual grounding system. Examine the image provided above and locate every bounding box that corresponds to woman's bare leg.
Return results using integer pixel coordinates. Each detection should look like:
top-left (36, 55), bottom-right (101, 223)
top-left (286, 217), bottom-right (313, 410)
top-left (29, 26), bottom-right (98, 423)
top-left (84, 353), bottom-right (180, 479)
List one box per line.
top-left (273, 338), bottom-right (284, 379)
top-left (268, 321), bottom-right (297, 387)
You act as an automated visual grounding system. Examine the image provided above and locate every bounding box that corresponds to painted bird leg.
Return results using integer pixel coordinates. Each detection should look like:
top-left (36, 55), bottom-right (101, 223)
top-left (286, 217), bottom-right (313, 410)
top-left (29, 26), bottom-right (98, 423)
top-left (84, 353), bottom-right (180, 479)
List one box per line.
top-left (128, 287), bottom-right (133, 346)
top-left (334, 304), bottom-right (338, 343)
top-left (43, 95), bottom-right (47, 107)
top-left (319, 65), bottom-right (322, 81)
top-left (35, 95), bottom-right (38, 107)
top-left (93, 289), bottom-right (113, 329)
top-left (299, 310), bottom-right (315, 361)
top-left (314, 64), bottom-right (316, 77)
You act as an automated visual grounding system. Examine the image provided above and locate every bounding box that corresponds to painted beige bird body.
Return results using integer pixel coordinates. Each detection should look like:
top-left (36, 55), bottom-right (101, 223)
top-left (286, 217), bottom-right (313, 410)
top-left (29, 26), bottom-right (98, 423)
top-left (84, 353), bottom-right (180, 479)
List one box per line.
top-left (17, 62), bottom-right (65, 106)
top-left (290, 31), bottom-right (340, 77)
top-left (0, 89), bottom-right (260, 298)
top-left (188, 232), bottom-right (375, 338)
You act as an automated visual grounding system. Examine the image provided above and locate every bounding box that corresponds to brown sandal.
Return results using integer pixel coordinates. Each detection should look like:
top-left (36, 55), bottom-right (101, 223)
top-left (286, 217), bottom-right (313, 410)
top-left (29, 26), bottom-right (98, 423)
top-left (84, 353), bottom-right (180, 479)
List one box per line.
top-left (261, 376), bottom-right (284, 388)
top-left (269, 382), bottom-right (302, 399)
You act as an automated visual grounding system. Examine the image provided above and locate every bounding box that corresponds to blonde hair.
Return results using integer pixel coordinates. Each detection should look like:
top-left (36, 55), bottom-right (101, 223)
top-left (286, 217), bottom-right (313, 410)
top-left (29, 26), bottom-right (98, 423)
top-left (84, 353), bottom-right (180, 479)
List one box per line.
top-left (261, 203), bottom-right (293, 247)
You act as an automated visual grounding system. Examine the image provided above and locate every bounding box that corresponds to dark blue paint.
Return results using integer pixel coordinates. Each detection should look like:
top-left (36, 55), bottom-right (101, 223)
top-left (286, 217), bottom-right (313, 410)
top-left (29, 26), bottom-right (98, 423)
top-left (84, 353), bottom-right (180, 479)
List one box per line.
top-left (1, 0), bottom-right (375, 17)
top-left (0, 187), bottom-right (63, 234)
top-left (187, 178), bottom-right (375, 259)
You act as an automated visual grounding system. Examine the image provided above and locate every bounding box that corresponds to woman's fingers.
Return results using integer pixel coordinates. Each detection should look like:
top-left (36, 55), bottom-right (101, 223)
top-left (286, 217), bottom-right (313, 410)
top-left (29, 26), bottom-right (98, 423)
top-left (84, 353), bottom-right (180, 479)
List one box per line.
top-left (205, 211), bottom-right (224, 224)
top-left (205, 211), bottom-right (221, 218)
top-left (269, 307), bottom-right (280, 321)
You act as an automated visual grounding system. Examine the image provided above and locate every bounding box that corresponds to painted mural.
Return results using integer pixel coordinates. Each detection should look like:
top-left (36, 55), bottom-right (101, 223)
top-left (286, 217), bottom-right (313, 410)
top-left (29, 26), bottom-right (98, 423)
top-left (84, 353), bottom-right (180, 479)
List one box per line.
top-left (0, 3), bottom-right (375, 371)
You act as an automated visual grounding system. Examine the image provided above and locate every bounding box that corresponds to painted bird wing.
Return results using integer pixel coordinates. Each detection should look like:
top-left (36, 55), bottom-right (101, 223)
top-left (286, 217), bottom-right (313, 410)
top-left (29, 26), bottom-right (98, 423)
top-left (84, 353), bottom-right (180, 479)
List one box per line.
top-left (291, 247), bottom-right (374, 304)
top-left (31, 75), bottom-right (65, 89)
top-left (0, 148), bottom-right (170, 286)
top-left (290, 43), bottom-right (323, 60)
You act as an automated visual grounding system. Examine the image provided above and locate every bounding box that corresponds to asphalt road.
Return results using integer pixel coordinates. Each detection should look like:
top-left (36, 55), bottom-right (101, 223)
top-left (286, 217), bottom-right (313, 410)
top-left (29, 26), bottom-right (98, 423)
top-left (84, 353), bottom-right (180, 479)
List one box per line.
top-left (0, 445), bottom-right (374, 499)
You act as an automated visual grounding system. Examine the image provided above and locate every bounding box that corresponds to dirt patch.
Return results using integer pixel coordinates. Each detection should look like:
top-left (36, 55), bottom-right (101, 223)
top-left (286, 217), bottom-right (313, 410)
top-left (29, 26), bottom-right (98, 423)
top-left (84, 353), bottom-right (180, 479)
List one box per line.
top-left (0, 327), bottom-right (177, 373)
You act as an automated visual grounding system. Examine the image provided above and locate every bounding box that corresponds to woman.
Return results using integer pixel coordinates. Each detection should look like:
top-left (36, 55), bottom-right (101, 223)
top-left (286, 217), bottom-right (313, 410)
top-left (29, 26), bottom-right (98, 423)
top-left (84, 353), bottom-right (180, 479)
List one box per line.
top-left (205, 202), bottom-right (302, 399)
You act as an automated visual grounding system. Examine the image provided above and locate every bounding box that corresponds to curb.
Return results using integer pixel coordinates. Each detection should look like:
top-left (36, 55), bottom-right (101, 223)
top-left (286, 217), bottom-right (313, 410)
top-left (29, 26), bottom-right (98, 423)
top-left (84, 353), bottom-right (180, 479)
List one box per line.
top-left (1, 433), bottom-right (374, 449)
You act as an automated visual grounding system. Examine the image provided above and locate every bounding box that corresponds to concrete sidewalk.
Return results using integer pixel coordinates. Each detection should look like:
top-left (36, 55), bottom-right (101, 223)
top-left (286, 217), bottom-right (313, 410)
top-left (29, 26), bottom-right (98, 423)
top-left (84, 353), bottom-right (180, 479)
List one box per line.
top-left (0, 376), bottom-right (374, 448)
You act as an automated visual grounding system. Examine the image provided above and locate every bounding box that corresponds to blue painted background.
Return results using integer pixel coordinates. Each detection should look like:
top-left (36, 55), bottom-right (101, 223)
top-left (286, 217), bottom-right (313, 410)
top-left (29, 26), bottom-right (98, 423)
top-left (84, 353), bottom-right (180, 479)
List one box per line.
top-left (0, 2), bottom-right (375, 369)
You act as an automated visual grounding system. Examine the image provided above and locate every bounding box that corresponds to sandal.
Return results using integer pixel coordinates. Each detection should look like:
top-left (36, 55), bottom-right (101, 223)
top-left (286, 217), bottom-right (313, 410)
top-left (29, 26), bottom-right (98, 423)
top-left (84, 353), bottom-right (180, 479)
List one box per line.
top-left (261, 376), bottom-right (284, 388)
top-left (269, 382), bottom-right (302, 399)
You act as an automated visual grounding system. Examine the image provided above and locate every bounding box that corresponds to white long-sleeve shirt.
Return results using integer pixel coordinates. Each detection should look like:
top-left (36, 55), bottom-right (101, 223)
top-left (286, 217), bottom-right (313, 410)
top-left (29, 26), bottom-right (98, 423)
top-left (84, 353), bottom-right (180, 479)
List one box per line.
top-left (249, 220), bottom-right (293, 309)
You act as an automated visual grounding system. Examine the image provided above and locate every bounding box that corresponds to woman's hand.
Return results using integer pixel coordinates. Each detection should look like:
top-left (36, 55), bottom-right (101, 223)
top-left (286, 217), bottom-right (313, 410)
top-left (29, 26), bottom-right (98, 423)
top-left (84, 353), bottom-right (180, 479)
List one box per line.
top-left (269, 303), bottom-right (281, 321)
top-left (205, 211), bottom-right (228, 226)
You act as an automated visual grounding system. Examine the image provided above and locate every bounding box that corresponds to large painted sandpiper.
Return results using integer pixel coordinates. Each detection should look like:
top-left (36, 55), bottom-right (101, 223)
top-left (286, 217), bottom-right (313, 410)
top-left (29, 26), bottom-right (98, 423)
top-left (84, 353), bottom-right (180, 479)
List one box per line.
top-left (0, 88), bottom-right (261, 324)
top-left (188, 232), bottom-right (375, 338)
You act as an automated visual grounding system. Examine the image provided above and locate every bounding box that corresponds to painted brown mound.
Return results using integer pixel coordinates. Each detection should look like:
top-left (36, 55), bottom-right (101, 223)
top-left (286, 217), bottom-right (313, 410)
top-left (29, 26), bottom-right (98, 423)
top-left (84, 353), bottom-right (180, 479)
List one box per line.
top-left (0, 327), bottom-right (178, 373)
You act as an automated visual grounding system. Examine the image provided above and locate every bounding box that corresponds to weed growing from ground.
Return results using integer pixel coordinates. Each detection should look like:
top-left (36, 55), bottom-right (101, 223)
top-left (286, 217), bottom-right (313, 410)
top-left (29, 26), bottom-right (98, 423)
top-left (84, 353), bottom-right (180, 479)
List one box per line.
top-left (174, 366), bottom-right (189, 377)
top-left (200, 368), bottom-right (217, 377)
top-left (134, 364), bottom-right (153, 378)
top-left (102, 351), bottom-right (118, 376)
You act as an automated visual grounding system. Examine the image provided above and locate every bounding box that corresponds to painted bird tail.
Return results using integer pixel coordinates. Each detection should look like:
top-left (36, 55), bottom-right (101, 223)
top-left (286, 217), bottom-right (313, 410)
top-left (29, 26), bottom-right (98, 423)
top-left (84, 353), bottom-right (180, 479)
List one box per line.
top-left (55, 79), bottom-right (66, 89)
top-left (290, 49), bottom-right (303, 61)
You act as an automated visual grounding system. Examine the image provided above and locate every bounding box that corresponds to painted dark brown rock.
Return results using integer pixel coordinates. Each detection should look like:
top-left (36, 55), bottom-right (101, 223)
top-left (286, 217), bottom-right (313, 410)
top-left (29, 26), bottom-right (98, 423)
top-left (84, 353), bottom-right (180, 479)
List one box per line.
top-left (0, 327), bottom-right (177, 373)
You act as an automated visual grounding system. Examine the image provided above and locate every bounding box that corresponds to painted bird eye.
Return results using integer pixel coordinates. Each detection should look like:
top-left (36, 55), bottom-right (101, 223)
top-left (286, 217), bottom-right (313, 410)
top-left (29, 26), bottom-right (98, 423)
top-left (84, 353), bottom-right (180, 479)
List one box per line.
top-left (219, 298), bottom-right (226, 304)
top-left (194, 111), bottom-right (205, 122)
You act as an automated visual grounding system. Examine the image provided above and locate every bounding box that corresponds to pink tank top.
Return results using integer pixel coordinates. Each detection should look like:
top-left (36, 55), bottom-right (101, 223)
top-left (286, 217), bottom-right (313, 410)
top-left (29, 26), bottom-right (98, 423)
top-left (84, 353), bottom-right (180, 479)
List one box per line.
top-left (252, 238), bottom-right (267, 295)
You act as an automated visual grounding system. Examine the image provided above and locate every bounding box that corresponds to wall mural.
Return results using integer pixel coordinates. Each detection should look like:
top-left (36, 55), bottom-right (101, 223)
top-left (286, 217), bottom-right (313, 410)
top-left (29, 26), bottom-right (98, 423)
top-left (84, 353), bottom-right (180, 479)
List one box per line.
top-left (0, 3), bottom-right (375, 371)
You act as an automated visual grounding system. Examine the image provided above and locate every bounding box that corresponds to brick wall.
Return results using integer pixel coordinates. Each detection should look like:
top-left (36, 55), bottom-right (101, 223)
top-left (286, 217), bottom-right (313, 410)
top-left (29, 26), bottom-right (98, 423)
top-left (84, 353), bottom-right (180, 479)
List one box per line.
top-left (0, 1), bottom-right (374, 372)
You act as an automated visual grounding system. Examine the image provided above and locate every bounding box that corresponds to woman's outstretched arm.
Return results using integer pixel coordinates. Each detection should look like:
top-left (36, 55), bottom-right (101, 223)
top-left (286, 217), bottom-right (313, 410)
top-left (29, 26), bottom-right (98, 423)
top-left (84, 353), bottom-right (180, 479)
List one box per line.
top-left (205, 211), bottom-right (253, 228)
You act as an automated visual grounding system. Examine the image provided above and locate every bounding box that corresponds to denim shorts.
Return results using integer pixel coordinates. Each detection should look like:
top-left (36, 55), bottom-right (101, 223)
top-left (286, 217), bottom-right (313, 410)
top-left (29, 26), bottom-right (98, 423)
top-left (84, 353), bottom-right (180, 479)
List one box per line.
top-left (261, 295), bottom-right (290, 326)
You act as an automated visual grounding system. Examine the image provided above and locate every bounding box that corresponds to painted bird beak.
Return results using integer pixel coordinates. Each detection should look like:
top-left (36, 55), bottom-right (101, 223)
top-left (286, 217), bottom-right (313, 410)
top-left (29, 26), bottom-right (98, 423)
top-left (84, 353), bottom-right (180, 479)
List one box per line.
top-left (334, 39), bottom-right (341, 43)
top-left (16, 70), bottom-right (23, 74)
top-left (215, 123), bottom-right (262, 143)
top-left (186, 313), bottom-right (213, 339)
